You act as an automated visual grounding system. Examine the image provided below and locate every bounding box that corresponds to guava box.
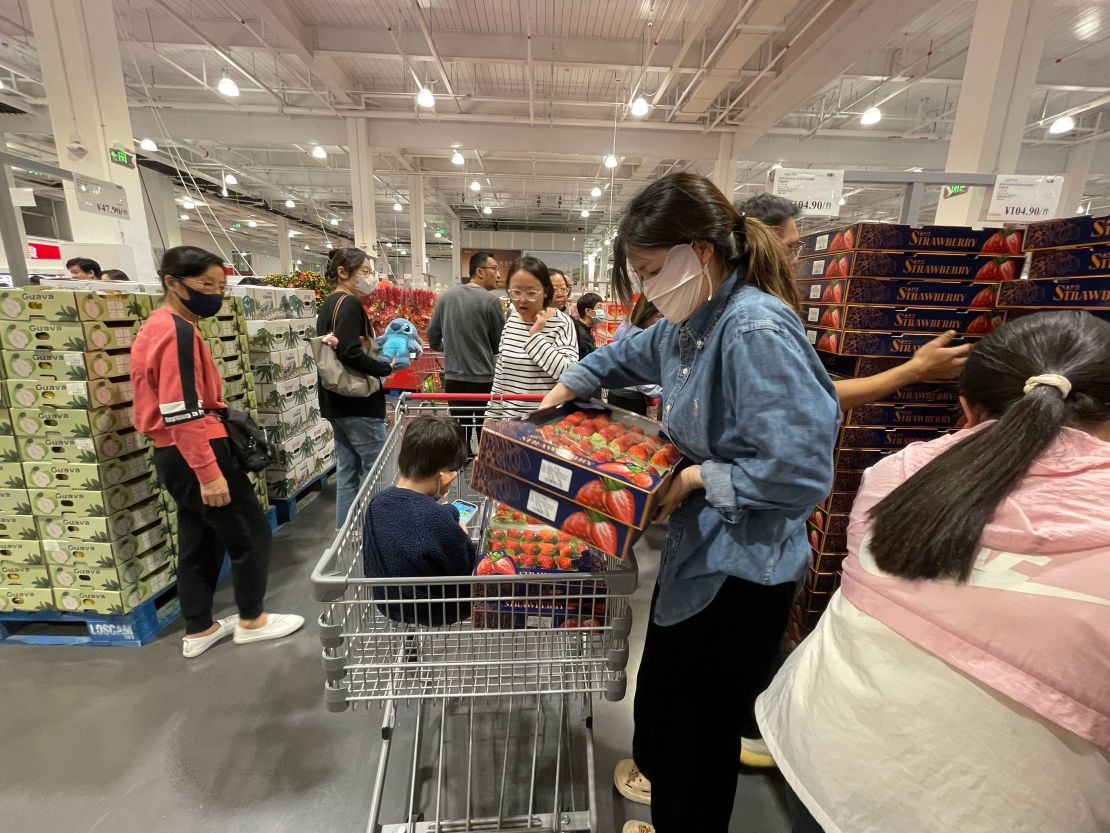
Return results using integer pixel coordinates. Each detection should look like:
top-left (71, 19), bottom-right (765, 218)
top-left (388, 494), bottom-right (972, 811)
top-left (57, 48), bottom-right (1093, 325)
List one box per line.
top-left (0, 513), bottom-right (37, 541)
top-left (52, 561), bottom-right (176, 614)
top-left (0, 462), bottom-right (25, 489)
top-left (1023, 215), bottom-right (1110, 251)
top-left (199, 316), bottom-right (244, 340)
top-left (48, 539), bottom-right (174, 592)
top-left (246, 319), bottom-right (291, 352)
top-left (1028, 245), bottom-right (1110, 279)
top-left (29, 471), bottom-right (158, 517)
top-left (0, 349), bottom-right (131, 382)
top-left (0, 434), bottom-right (16, 462)
top-left (799, 251), bottom-right (1022, 282)
top-left (4, 378), bottom-right (132, 410)
top-left (276, 288), bottom-right (318, 320)
top-left (0, 563), bottom-right (49, 588)
top-left (0, 287), bottom-right (151, 322)
top-left (0, 538), bottom-right (44, 568)
top-left (0, 319), bottom-right (139, 352)
top-left (997, 276), bottom-right (1110, 309)
top-left (0, 586), bottom-right (53, 611)
top-left (805, 304), bottom-right (1004, 335)
top-left (41, 519), bottom-right (168, 567)
top-left (223, 374), bottom-right (254, 400)
top-left (258, 404), bottom-right (309, 442)
top-left (11, 404), bottom-right (134, 438)
top-left (19, 429), bottom-right (148, 464)
top-left (35, 496), bottom-right (165, 543)
top-left (798, 224), bottom-right (1023, 257)
top-left (807, 328), bottom-right (983, 357)
top-left (0, 487), bottom-right (32, 515)
top-left (797, 277), bottom-right (999, 309)
top-left (838, 425), bottom-right (954, 450)
top-left (22, 450), bottom-right (152, 490)
top-left (230, 285), bottom-right (278, 320)
top-left (207, 334), bottom-right (250, 361)
top-left (218, 355), bottom-right (246, 377)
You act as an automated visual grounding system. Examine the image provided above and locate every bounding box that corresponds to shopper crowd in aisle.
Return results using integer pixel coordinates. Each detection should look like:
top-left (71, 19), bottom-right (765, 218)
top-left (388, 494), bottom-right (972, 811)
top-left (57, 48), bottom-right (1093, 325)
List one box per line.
top-left (89, 169), bottom-right (1106, 833)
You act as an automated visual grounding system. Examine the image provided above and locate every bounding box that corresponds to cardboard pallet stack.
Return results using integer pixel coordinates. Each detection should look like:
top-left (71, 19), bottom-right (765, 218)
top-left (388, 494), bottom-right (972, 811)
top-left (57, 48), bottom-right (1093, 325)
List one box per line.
top-left (230, 284), bottom-right (335, 501)
top-left (789, 222), bottom-right (1024, 645)
top-left (0, 287), bottom-right (175, 615)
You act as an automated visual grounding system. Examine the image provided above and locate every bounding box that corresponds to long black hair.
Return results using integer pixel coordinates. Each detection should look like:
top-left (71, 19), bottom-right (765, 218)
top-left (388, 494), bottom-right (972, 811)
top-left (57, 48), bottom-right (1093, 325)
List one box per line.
top-left (612, 173), bottom-right (799, 311)
top-left (869, 311), bottom-right (1110, 582)
top-left (325, 247), bottom-right (369, 288)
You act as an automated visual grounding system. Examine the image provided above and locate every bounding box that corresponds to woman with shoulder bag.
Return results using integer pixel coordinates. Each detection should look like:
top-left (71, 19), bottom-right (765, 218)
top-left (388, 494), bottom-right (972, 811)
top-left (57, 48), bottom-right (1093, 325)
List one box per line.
top-left (132, 246), bottom-right (303, 659)
top-left (317, 247), bottom-right (395, 529)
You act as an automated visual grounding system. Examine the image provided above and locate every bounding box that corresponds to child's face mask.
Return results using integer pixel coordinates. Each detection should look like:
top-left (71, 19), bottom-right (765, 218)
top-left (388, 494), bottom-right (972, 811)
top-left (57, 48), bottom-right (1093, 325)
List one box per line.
top-left (436, 470), bottom-right (459, 500)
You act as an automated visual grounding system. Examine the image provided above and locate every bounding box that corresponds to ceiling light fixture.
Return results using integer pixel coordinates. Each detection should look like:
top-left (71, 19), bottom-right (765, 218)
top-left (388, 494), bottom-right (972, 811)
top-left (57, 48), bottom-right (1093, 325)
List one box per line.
top-left (393, 201), bottom-right (403, 211)
top-left (630, 96), bottom-right (651, 117)
top-left (580, 209), bottom-right (590, 218)
top-left (451, 150), bottom-right (465, 165)
top-left (838, 196), bottom-right (846, 206)
top-left (1077, 204), bottom-right (1087, 214)
top-left (304, 244), bottom-right (310, 250)
top-left (284, 199), bottom-right (295, 209)
top-left (248, 219), bottom-right (257, 228)
top-left (326, 241), bottom-right (333, 249)
top-left (217, 75), bottom-right (240, 98)
top-left (182, 198), bottom-right (195, 210)
top-left (482, 205), bottom-right (492, 215)
top-left (860, 106), bottom-right (882, 125)
top-left (590, 186), bottom-right (602, 198)
top-left (399, 249), bottom-right (407, 255)
top-left (221, 187), bottom-right (229, 197)
top-left (139, 138), bottom-right (158, 152)
top-left (1049, 115), bottom-right (1075, 135)
top-left (416, 87), bottom-right (435, 108)
top-left (288, 230), bottom-right (296, 238)
top-left (224, 173), bottom-right (237, 185)
top-left (330, 218), bottom-right (339, 226)
top-left (386, 242), bottom-right (393, 248)
top-left (603, 154), bottom-right (618, 169)
top-left (179, 213), bottom-right (190, 221)
top-left (311, 145), bottom-right (327, 159)
top-left (470, 180), bottom-right (481, 192)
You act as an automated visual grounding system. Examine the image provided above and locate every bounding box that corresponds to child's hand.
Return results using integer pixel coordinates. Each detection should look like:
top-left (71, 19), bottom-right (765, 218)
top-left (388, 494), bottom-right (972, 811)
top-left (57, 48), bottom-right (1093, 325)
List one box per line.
top-left (458, 520), bottom-right (469, 532)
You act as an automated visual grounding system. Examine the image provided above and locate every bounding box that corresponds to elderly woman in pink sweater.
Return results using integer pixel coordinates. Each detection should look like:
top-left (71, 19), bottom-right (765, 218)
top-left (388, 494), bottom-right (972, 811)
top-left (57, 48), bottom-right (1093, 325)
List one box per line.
top-left (758, 310), bottom-right (1110, 833)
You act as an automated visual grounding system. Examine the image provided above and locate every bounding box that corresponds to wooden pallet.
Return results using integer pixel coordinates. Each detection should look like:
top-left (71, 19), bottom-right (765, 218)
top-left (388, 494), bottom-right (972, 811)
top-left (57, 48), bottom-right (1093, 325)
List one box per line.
top-left (0, 583), bottom-right (180, 647)
top-left (270, 467), bottom-right (336, 524)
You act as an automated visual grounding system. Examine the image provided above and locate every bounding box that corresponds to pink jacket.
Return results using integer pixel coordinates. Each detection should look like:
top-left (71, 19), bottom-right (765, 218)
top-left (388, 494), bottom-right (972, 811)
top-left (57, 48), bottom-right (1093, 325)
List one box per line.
top-left (842, 424), bottom-right (1110, 749)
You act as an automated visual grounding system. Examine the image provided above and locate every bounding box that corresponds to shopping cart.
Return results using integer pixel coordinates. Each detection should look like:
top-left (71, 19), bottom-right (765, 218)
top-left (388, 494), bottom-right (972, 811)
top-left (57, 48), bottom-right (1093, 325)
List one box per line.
top-left (311, 393), bottom-right (638, 833)
top-left (382, 349), bottom-right (446, 393)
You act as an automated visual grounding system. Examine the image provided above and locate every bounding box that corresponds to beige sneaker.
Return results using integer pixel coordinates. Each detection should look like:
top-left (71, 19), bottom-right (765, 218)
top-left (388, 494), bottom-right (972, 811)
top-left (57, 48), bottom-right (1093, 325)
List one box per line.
top-left (614, 758), bottom-right (652, 805)
top-left (622, 821), bottom-right (655, 833)
top-left (740, 736), bottom-right (777, 768)
top-left (182, 615), bottom-right (238, 658)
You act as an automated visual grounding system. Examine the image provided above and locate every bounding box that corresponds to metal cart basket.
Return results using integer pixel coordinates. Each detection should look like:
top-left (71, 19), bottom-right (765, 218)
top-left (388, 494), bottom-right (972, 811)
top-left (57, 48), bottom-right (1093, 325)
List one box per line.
top-left (311, 393), bottom-right (638, 832)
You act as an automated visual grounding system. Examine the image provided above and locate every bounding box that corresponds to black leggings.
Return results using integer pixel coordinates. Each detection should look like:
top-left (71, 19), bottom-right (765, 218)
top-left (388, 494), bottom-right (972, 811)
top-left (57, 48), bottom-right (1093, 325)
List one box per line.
top-left (632, 576), bottom-right (797, 833)
top-left (153, 438), bottom-right (272, 633)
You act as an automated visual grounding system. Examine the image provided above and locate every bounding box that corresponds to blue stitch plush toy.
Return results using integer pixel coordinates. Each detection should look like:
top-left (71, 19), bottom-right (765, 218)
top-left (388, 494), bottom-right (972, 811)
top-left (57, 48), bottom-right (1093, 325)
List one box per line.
top-left (375, 317), bottom-right (423, 369)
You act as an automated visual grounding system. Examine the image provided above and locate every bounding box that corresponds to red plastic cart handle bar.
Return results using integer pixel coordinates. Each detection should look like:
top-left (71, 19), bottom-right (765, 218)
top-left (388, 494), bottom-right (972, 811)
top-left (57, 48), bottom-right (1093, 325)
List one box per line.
top-left (407, 393), bottom-right (546, 402)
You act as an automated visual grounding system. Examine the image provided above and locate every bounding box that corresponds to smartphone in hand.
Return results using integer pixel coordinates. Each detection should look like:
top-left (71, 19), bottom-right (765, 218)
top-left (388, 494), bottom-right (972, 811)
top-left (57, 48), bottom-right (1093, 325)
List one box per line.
top-left (452, 499), bottom-right (478, 527)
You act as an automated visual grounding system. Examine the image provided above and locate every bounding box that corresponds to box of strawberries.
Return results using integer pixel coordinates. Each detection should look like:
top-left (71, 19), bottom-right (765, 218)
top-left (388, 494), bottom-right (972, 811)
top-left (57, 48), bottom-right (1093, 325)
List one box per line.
top-left (806, 328), bottom-right (983, 357)
top-left (798, 251), bottom-right (1022, 282)
top-left (797, 277), bottom-right (999, 309)
top-left (801, 304), bottom-right (1005, 336)
top-left (798, 223), bottom-right (1024, 258)
top-left (471, 401), bottom-right (683, 560)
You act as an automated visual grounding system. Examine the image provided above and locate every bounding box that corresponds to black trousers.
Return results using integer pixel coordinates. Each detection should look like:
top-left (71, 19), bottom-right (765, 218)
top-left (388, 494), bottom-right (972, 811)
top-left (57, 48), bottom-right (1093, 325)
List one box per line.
top-left (153, 438), bottom-right (272, 633)
top-left (632, 576), bottom-right (797, 833)
top-left (443, 378), bottom-right (493, 452)
top-left (606, 390), bottom-right (649, 416)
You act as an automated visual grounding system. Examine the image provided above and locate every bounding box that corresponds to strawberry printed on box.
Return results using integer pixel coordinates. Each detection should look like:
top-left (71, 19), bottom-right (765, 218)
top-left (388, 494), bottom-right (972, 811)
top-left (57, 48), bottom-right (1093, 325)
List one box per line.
top-left (798, 223), bottom-right (1024, 257)
top-left (1022, 215), bottom-right (1110, 251)
top-left (797, 277), bottom-right (999, 309)
top-left (997, 276), bottom-right (1110, 309)
top-left (798, 251), bottom-right (1022, 282)
top-left (807, 328), bottom-right (983, 357)
top-left (802, 304), bottom-right (1004, 335)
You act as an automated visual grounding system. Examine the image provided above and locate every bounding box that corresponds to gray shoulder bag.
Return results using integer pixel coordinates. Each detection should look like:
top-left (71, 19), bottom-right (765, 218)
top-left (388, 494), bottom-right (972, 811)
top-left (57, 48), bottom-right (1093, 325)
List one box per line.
top-left (310, 294), bottom-right (382, 398)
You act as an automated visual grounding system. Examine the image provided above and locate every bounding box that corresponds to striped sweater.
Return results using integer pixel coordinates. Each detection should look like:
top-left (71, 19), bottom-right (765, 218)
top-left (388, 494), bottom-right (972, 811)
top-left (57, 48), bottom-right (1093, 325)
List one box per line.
top-left (488, 308), bottom-right (578, 418)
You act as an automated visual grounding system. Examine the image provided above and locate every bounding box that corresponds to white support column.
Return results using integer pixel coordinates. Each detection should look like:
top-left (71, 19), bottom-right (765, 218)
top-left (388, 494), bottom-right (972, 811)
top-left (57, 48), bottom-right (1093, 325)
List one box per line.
top-left (139, 168), bottom-right (182, 254)
top-left (599, 240), bottom-right (610, 292)
top-left (346, 118), bottom-right (378, 256)
top-left (408, 175), bottom-right (426, 282)
top-left (1057, 143), bottom-right (1095, 218)
top-left (450, 218), bottom-right (461, 279)
top-left (29, 0), bottom-right (156, 278)
top-left (934, 0), bottom-right (1051, 225)
top-left (711, 132), bottom-right (737, 198)
top-left (275, 215), bottom-right (293, 274)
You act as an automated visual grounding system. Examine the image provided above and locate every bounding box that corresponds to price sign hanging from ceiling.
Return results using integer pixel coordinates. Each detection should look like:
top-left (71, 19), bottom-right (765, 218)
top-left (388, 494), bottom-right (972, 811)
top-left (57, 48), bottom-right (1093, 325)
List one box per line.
top-left (986, 174), bottom-right (1063, 222)
top-left (771, 168), bottom-right (844, 217)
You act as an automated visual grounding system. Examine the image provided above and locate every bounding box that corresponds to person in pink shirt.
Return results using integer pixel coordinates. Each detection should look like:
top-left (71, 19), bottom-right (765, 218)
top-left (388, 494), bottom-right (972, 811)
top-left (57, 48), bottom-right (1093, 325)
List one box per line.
top-left (757, 310), bottom-right (1110, 833)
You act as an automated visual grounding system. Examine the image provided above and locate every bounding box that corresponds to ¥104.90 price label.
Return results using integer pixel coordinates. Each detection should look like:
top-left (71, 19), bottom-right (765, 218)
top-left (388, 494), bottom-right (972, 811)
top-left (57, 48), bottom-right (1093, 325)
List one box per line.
top-left (794, 198), bottom-right (836, 213)
top-left (986, 174), bottom-right (1063, 222)
top-left (1000, 204), bottom-right (1051, 218)
top-left (772, 168), bottom-right (844, 217)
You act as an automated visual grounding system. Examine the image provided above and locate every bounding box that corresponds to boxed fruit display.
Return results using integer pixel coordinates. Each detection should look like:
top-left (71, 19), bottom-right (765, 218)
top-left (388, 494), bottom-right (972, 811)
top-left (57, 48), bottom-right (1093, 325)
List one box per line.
top-left (3, 378), bottom-right (132, 409)
top-left (19, 429), bottom-right (148, 464)
top-left (802, 304), bottom-right (1004, 335)
top-left (40, 520), bottom-right (167, 566)
top-left (29, 471), bottom-right (158, 517)
top-left (997, 276), bottom-right (1110, 309)
top-left (21, 450), bottom-right (151, 490)
top-left (0, 319), bottom-right (139, 352)
top-left (799, 251), bottom-right (1022, 281)
top-left (0, 564), bottom-right (49, 588)
top-left (0, 461), bottom-right (24, 488)
top-left (839, 425), bottom-right (955, 450)
top-left (0, 287), bottom-right (151, 321)
top-left (843, 403), bottom-right (963, 428)
top-left (53, 561), bottom-right (176, 614)
top-left (35, 496), bottom-right (165, 542)
top-left (0, 538), bottom-right (44, 567)
top-left (807, 329), bottom-right (982, 357)
top-left (0, 487), bottom-right (32, 515)
top-left (798, 223), bottom-right (1024, 257)
top-left (1028, 246), bottom-right (1110, 279)
top-left (1022, 214), bottom-right (1110, 251)
top-left (0, 349), bottom-right (131, 381)
top-left (10, 404), bottom-right (134, 437)
top-left (230, 284), bottom-right (278, 320)
top-left (0, 587), bottom-right (54, 611)
top-left (48, 539), bottom-right (174, 592)
top-left (0, 513), bottom-right (37, 540)
top-left (797, 277), bottom-right (999, 309)
top-left (246, 319), bottom-right (291, 352)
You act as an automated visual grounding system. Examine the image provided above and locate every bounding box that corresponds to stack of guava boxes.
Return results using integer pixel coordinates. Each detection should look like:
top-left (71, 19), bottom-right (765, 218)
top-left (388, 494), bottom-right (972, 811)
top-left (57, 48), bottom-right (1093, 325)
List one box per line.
top-left (0, 286), bottom-right (174, 615)
top-left (230, 283), bottom-right (335, 507)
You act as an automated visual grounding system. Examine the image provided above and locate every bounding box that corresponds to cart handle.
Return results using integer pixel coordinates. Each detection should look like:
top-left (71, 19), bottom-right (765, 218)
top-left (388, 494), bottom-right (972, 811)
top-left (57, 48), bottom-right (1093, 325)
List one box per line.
top-left (406, 393), bottom-right (546, 402)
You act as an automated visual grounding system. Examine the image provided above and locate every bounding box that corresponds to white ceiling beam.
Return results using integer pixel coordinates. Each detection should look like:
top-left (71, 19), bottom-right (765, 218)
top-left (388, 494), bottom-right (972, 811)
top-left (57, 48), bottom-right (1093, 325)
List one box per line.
top-left (242, 0), bottom-right (354, 106)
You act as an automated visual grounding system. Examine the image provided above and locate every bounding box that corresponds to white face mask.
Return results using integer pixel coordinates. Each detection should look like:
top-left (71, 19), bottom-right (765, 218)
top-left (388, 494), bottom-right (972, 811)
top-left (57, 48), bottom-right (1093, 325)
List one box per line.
top-left (638, 244), bottom-right (711, 323)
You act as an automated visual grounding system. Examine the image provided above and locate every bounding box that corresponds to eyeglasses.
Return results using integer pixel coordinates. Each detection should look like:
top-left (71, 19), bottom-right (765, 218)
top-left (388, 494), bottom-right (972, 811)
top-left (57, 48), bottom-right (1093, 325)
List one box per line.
top-left (508, 289), bottom-right (543, 301)
top-left (178, 276), bottom-right (227, 294)
top-left (479, 264), bottom-right (501, 274)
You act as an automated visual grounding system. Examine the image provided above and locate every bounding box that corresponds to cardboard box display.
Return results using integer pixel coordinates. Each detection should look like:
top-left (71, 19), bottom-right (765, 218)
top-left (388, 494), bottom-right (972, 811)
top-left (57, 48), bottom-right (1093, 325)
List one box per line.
top-left (807, 328), bottom-right (983, 357)
top-left (223, 373), bottom-right (253, 400)
top-left (0, 587), bottom-right (54, 611)
top-left (0, 513), bottom-right (37, 540)
top-left (0, 288), bottom-right (151, 321)
top-left (838, 425), bottom-right (953, 450)
top-left (35, 496), bottom-right (165, 542)
top-left (807, 507), bottom-right (848, 539)
top-left (249, 353), bottom-right (281, 384)
top-left (818, 353), bottom-right (904, 378)
top-left (0, 434), bottom-right (16, 463)
top-left (0, 319), bottom-right (139, 352)
top-left (798, 224), bottom-right (1024, 257)
top-left (10, 404), bottom-right (134, 438)
top-left (0, 538), bottom-right (44, 567)
top-left (258, 404), bottom-right (308, 441)
top-left (257, 377), bottom-right (313, 413)
top-left (53, 561), bottom-right (176, 614)
top-left (246, 319), bottom-right (290, 352)
top-left (3, 378), bottom-right (133, 410)
top-left (797, 277), bottom-right (999, 309)
top-left (0, 349), bottom-right (131, 382)
top-left (49, 539), bottom-right (174, 591)
top-left (997, 276), bottom-right (1110, 309)
top-left (220, 356), bottom-right (245, 377)
top-left (831, 468), bottom-right (865, 494)
top-left (0, 488), bottom-right (32, 515)
top-left (229, 284), bottom-right (277, 320)
top-left (207, 334), bottom-right (249, 360)
top-left (802, 303), bottom-right (1004, 335)
top-left (1028, 245), bottom-right (1110, 279)
top-left (844, 403), bottom-right (963, 428)
top-left (288, 319), bottom-right (317, 345)
top-left (19, 429), bottom-right (148, 464)
top-left (820, 491), bottom-right (861, 515)
top-left (799, 251), bottom-right (1023, 282)
top-left (29, 471), bottom-right (158, 517)
top-left (0, 564), bottom-right (50, 588)
top-left (41, 520), bottom-right (168, 567)
top-left (22, 450), bottom-right (151, 490)
top-left (1022, 215), bottom-right (1110, 251)
top-left (0, 462), bottom-right (24, 488)
top-left (198, 316), bottom-right (243, 340)
top-left (834, 446), bottom-right (900, 469)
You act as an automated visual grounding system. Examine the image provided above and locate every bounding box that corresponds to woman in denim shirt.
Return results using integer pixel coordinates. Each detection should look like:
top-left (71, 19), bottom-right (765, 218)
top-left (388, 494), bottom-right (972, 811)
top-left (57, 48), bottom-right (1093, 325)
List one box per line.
top-left (543, 174), bottom-right (839, 833)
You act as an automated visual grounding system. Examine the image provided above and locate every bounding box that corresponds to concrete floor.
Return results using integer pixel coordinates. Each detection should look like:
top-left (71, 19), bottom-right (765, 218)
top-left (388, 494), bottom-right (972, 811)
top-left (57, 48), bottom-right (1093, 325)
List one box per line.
top-left (0, 485), bottom-right (791, 833)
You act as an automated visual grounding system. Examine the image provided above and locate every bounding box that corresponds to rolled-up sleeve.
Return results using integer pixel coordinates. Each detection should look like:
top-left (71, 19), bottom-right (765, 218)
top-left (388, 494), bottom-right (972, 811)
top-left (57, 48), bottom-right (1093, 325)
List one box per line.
top-left (701, 322), bottom-right (839, 524)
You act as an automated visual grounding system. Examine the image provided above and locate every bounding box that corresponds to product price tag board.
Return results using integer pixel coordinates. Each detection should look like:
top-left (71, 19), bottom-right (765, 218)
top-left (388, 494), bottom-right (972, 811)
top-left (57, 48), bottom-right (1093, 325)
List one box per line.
top-left (772, 168), bottom-right (844, 217)
top-left (986, 174), bottom-right (1062, 222)
top-left (74, 174), bottom-right (130, 220)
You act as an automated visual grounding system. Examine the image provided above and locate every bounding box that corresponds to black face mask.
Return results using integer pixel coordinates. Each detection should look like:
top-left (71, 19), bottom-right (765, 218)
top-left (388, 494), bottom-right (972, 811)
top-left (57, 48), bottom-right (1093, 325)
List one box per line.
top-left (173, 278), bottom-right (224, 318)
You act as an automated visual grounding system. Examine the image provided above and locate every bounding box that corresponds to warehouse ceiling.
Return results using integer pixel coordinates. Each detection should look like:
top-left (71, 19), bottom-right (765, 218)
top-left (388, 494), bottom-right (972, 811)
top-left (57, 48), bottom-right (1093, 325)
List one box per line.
top-left (0, 0), bottom-right (1107, 256)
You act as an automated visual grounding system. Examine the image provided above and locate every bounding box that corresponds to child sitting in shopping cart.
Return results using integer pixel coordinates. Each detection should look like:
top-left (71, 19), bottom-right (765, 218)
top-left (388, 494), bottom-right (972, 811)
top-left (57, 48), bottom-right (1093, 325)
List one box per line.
top-left (361, 415), bottom-right (478, 626)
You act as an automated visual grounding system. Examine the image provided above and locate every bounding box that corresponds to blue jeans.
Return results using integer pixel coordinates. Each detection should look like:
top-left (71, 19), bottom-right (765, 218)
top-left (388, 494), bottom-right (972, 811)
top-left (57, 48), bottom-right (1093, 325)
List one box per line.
top-left (330, 416), bottom-right (386, 530)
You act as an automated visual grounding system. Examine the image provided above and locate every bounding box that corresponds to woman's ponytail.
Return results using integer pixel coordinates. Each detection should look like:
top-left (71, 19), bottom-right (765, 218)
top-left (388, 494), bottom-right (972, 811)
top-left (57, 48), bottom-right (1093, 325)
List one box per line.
top-left (739, 216), bottom-right (800, 312)
top-left (324, 247), bottom-right (368, 289)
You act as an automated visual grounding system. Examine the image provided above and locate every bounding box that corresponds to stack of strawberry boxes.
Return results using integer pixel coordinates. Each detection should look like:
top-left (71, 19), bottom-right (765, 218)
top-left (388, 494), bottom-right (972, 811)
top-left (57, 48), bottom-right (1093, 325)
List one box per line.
top-left (790, 222), bottom-right (1025, 645)
top-left (999, 214), bottom-right (1110, 325)
top-left (0, 287), bottom-right (176, 615)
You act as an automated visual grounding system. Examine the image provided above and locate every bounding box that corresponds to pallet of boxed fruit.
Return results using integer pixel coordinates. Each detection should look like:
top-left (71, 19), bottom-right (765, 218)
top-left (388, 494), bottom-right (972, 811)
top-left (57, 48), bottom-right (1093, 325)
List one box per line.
top-left (797, 222), bottom-right (1024, 257)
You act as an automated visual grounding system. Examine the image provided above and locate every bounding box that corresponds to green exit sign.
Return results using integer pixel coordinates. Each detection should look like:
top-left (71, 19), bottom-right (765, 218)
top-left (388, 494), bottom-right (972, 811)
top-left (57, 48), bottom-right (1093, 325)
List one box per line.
top-left (109, 148), bottom-right (134, 168)
top-left (232, 222), bottom-right (242, 229)
top-left (942, 184), bottom-right (969, 199)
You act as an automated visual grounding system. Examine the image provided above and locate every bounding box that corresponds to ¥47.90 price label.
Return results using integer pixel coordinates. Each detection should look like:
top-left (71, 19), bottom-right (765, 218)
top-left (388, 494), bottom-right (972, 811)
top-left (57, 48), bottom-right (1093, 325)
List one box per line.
top-left (987, 174), bottom-right (1062, 222)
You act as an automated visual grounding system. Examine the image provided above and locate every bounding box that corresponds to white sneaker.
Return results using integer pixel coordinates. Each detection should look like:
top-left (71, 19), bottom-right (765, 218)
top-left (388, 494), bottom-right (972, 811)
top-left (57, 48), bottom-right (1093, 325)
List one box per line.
top-left (614, 758), bottom-right (652, 805)
top-left (182, 615), bottom-right (239, 658)
top-left (622, 821), bottom-right (655, 833)
top-left (740, 736), bottom-right (776, 768)
top-left (233, 612), bottom-right (305, 645)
